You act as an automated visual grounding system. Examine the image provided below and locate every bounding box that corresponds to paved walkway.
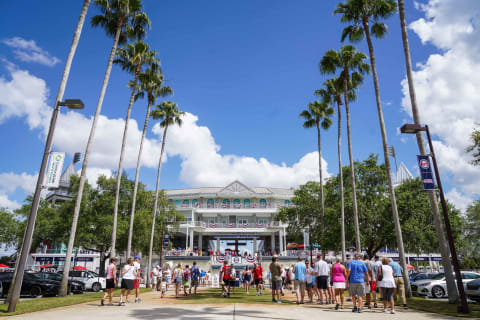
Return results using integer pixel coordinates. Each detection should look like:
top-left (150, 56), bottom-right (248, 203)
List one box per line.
top-left (10, 289), bottom-right (456, 320)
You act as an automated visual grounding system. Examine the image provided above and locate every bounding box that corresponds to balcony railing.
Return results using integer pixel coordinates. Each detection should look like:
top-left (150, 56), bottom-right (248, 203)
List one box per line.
top-left (182, 221), bottom-right (283, 228)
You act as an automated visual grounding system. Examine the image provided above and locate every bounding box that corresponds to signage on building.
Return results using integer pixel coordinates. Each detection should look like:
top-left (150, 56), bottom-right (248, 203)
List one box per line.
top-left (45, 152), bottom-right (65, 188)
top-left (417, 155), bottom-right (435, 190)
top-left (163, 232), bottom-right (170, 248)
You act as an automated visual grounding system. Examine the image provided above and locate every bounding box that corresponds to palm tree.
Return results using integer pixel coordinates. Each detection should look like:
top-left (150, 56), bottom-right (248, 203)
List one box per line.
top-left (299, 100), bottom-right (334, 251)
top-left (315, 78), bottom-right (347, 261)
top-left (147, 101), bottom-right (184, 287)
top-left (110, 40), bottom-right (158, 259)
top-left (396, 0), bottom-right (457, 302)
top-left (126, 66), bottom-right (173, 259)
top-left (6, 0), bottom-right (91, 310)
top-left (319, 45), bottom-right (369, 254)
top-left (334, 0), bottom-right (411, 292)
top-left (60, 0), bottom-right (150, 296)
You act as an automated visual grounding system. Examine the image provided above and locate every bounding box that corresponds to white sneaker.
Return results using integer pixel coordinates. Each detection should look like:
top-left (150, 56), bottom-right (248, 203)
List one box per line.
top-left (391, 310), bottom-right (396, 314)
top-left (383, 309), bottom-right (387, 313)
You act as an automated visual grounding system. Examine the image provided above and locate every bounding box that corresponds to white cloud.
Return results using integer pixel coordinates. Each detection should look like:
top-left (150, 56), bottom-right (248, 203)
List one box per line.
top-left (0, 62), bottom-right (329, 200)
top-left (0, 172), bottom-right (37, 210)
top-left (2, 37), bottom-right (60, 67)
top-left (446, 188), bottom-right (472, 213)
top-left (401, 0), bottom-right (480, 210)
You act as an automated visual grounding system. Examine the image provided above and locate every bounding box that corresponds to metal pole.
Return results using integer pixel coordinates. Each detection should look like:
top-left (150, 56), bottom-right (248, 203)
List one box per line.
top-left (425, 125), bottom-right (469, 314)
top-left (8, 102), bottom-right (60, 312)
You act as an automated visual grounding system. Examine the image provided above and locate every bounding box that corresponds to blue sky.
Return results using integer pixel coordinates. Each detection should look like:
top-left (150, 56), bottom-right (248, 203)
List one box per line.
top-left (1, 0), bottom-right (479, 212)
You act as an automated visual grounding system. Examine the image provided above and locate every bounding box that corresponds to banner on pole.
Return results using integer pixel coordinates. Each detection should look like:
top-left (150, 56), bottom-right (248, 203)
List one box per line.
top-left (417, 155), bottom-right (435, 190)
top-left (45, 152), bottom-right (65, 188)
top-left (163, 232), bottom-right (170, 248)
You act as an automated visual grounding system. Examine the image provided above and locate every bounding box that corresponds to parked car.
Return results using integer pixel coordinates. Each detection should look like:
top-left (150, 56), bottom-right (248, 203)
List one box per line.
top-left (411, 271), bottom-right (480, 298)
top-left (59, 270), bottom-right (106, 292)
top-left (34, 272), bottom-right (85, 294)
top-left (410, 272), bottom-right (439, 283)
top-left (0, 272), bottom-right (60, 297)
top-left (466, 278), bottom-right (480, 303)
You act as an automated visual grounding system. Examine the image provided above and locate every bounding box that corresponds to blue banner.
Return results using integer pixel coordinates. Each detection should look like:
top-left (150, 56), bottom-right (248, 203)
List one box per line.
top-left (417, 155), bottom-right (435, 190)
top-left (163, 232), bottom-right (170, 248)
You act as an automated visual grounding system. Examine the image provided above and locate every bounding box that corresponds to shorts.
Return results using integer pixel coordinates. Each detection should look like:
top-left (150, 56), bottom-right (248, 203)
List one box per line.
top-left (174, 277), bottom-right (182, 284)
top-left (306, 282), bottom-right (314, 288)
top-left (333, 282), bottom-right (346, 289)
top-left (106, 278), bottom-right (115, 289)
top-left (316, 276), bottom-right (328, 290)
top-left (152, 277), bottom-right (157, 285)
top-left (370, 281), bottom-right (377, 292)
top-left (182, 280), bottom-right (190, 287)
top-left (243, 275), bottom-right (251, 282)
top-left (272, 280), bottom-right (282, 290)
top-left (121, 279), bottom-right (134, 290)
top-left (349, 282), bottom-right (365, 297)
top-left (166, 276), bottom-right (172, 284)
top-left (254, 278), bottom-right (263, 285)
top-left (191, 279), bottom-right (199, 286)
top-left (364, 282), bottom-right (371, 294)
top-left (133, 279), bottom-right (140, 289)
top-left (294, 280), bottom-right (306, 291)
top-left (382, 287), bottom-right (394, 301)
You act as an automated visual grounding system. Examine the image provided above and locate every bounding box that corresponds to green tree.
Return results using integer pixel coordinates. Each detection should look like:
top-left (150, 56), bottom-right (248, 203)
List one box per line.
top-left (147, 101), bottom-right (185, 286)
top-left (0, 209), bottom-right (20, 248)
top-left (319, 45), bottom-right (369, 254)
top-left (462, 201), bottom-right (480, 266)
top-left (126, 66), bottom-right (173, 258)
top-left (111, 40), bottom-right (159, 258)
top-left (61, 0), bottom-right (150, 296)
top-left (299, 101), bottom-right (333, 251)
top-left (467, 128), bottom-right (480, 166)
top-left (334, 0), bottom-right (412, 294)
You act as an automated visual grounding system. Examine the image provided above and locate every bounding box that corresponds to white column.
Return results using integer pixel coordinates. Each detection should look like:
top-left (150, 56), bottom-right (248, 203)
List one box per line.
top-left (186, 225), bottom-right (189, 249)
top-left (198, 233), bottom-right (203, 252)
top-left (271, 233), bottom-right (275, 253)
top-left (216, 238), bottom-right (220, 254)
top-left (189, 229), bottom-right (194, 250)
top-left (279, 229), bottom-right (283, 256)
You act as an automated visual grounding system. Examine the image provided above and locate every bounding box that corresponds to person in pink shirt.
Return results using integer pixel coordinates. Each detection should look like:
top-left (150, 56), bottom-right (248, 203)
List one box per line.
top-left (101, 258), bottom-right (117, 306)
top-left (330, 258), bottom-right (347, 310)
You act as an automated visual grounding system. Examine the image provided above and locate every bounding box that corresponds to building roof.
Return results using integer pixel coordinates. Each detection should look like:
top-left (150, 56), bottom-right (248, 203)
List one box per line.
top-left (394, 162), bottom-right (414, 186)
top-left (165, 180), bottom-right (294, 198)
top-left (59, 162), bottom-right (77, 188)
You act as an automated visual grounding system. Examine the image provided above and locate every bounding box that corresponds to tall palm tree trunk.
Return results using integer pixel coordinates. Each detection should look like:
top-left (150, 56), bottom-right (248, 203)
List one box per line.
top-left (337, 101), bottom-right (346, 262)
top-left (362, 18), bottom-right (410, 294)
top-left (397, 0), bottom-right (457, 302)
top-left (343, 74), bottom-right (361, 253)
top-left (127, 98), bottom-right (152, 258)
top-left (6, 1), bottom-right (91, 306)
top-left (316, 122), bottom-right (325, 252)
top-left (60, 19), bottom-right (124, 297)
top-left (147, 124), bottom-right (168, 288)
top-left (112, 66), bottom-right (140, 258)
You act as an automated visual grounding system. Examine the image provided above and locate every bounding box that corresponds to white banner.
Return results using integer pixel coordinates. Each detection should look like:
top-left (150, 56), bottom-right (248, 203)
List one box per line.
top-left (45, 152), bottom-right (65, 188)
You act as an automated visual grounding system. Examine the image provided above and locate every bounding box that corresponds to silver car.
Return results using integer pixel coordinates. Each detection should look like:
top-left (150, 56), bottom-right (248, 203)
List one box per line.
top-left (466, 279), bottom-right (480, 303)
top-left (411, 272), bottom-right (480, 298)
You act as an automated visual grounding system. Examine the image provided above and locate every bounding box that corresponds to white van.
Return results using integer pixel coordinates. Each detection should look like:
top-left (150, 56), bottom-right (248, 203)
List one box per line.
top-left (61, 270), bottom-right (106, 292)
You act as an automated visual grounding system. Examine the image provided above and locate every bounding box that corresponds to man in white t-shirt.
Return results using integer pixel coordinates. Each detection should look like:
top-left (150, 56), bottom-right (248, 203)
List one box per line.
top-left (152, 265), bottom-right (160, 292)
top-left (133, 256), bottom-right (141, 303)
top-left (314, 255), bottom-right (329, 304)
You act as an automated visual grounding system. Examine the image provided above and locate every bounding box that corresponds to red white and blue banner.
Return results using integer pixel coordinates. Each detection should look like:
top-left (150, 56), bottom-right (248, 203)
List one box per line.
top-left (209, 223), bottom-right (218, 228)
top-left (417, 155), bottom-right (435, 190)
top-left (256, 223), bottom-right (264, 228)
top-left (216, 255), bottom-right (226, 263)
top-left (226, 223), bottom-right (235, 228)
top-left (232, 256), bottom-right (241, 264)
top-left (246, 256), bottom-right (256, 263)
top-left (241, 223), bottom-right (248, 228)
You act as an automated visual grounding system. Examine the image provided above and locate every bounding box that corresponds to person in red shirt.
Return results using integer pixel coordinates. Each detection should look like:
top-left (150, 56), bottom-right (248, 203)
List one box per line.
top-left (220, 261), bottom-right (232, 297)
top-left (253, 263), bottom-right (263, 296)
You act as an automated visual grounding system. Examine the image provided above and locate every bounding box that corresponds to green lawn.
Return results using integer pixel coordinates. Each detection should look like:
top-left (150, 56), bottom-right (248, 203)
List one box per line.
top-left (407, 297), bottom-right (480, 318)
top-left (177, 287), bottom-right (293, 305)
top-left (0, 288), bottom-right (151, 317)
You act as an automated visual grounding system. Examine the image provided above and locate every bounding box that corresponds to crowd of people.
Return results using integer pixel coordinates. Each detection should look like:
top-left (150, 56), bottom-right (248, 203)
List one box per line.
top-left (101, 256), bottom-right (143, 306)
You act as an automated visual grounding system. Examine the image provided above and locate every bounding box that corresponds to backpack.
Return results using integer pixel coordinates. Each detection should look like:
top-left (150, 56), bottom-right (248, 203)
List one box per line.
top-left (184, 269), bottom-right (190, 280)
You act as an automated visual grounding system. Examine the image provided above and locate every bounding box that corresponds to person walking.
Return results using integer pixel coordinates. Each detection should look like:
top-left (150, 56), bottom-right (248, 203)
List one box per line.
top-left (190, 261), bottom-right (200, 295)
top-left (389, 259), bottom-right (408, 310)
top-left (253, 262), bottom-right (264, 296)
top-left (101, 257), bottom-right (117, 306)
top-left (133, 256), bottom-right (142, 303)
top-left (363, 255), bottom-right (374, 309)
top-left (331, 258), bottom-right (347, 310)
top-left (119, 258), bottom-right (137, 306)
top-left (151, 265), bottom-right (160, 292)
top-left (373, 255), bottom-right (382, 308)
top-left (305, 260), bottom-right (315, 303)
top-left (164, 264), bottom-right (172, 292)
top-left (377, 258), bottom-right (396, 314)
top-left (173, 263), bottom-right (183, 298)
top-left (220, 260), bottom-right (232, 297)
top-left (269, 255), bottom-right (283, 303)
top-left (314, 254), bottom-right (329, 304)
top-left (242, 266), bottom-right (252, 294)
top-left (183, 264), bottom-right (191, 296)
top-left (347, 253), bottom-right (369, 313)
top-left (230, 263), bottom-right (237, 293)
top-left (293, 256), bottom-right (306, 304)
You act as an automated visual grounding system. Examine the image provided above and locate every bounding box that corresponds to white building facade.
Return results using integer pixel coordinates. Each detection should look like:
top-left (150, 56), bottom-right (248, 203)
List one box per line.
top-left (165, 181), bottom-right (293, 256)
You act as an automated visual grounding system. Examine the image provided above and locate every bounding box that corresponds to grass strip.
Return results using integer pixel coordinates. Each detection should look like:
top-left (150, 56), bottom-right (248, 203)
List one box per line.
top-left (407, 297), bottom-right (480, 318)
top-left (177, 288), bottom-right (293, 305)
top-left (0, 288), bottom-right (151, 317)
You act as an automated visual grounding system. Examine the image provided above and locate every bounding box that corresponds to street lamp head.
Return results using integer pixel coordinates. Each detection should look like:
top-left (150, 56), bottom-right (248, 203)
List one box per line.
top-left (59, 99), bottom-right (84, 110)
top-left (400, 123), bottom-right (426, 134)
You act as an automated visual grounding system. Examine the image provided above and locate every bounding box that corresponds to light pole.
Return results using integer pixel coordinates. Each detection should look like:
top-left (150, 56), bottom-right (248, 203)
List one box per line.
top-left (400, 123), bottom-right (469, 314)
top-left (8, 99), bottom-right (84, 313)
